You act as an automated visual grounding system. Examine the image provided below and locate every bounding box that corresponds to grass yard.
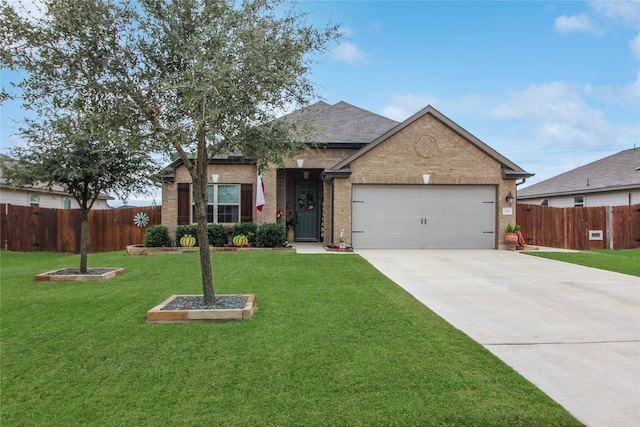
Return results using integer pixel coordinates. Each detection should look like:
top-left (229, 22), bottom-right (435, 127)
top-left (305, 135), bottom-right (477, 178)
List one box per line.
top-left (526, 248), bottom-right (640, 277)
top-left (1, 250), bottom-right (581, 426)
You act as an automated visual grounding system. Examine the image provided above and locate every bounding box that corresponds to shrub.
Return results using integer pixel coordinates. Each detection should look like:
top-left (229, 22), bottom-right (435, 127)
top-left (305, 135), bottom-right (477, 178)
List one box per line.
top-left (143, 225), bottom-right (171, 247)
top-left (175, 225), bottom-right (198, 246)
top-left (233, 222), bottom-right (258, 246)
top-left (208, 224), bottom-right (229, 247)
top-left (256, 223), bottom-right (286, 248)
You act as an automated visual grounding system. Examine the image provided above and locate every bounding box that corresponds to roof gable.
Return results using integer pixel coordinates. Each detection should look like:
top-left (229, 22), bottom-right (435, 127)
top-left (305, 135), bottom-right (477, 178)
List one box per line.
top-left (330, 105), bottom-right (532, 178)
top-left (519, 148), bottom-right (640, 198)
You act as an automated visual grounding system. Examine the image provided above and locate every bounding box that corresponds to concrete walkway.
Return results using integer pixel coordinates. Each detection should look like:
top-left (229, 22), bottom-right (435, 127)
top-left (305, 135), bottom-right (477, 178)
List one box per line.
top-left (356, 249), bottom-right (640, 427)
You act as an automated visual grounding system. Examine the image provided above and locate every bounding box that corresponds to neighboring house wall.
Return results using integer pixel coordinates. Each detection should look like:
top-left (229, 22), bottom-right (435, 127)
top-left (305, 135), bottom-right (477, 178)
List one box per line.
top-left (520, 189), bottom-right (640, 208)
top-left (0, 187), bottom-right (111, 209)
top-left (517, 148), bottom-right (640, 208)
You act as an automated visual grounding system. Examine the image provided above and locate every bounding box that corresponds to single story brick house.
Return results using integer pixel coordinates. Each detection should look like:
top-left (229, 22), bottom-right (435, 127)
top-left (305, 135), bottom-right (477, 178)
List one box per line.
top-left (517, 148), bottom-right (640, 208)
top-left (161, 101), bottom-right (533, 249)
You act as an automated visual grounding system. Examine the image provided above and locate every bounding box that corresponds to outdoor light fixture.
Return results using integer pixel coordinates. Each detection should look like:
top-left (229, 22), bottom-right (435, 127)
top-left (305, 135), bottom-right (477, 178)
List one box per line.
top-left (297, 159), bottom-right (304, 168)
top-left (211, 174), bottom-right (219, 183)
top-left (423, 174), bottom-right (431, 184)
top-left (505, 191), bottom-right (514, 205)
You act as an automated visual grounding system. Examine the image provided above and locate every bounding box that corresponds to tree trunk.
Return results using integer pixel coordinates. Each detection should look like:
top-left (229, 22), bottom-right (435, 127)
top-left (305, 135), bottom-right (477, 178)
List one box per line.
top-left (79, 209), bottom-right (89, 273)
top-left (193, 174), bottom-right (215, 305)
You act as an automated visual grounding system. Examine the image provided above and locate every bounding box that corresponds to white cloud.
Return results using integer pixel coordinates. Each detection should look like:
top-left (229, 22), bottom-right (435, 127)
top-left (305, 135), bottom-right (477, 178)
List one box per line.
top-left (491, 82), bottom-right (611, 148)
top-left (554, 14), bottom-right (597, 34)
top-left (555, 3), bottom-right (640, 59)
top-left (588, 0), bottom-right (640, 29)
top-left (341, 26), bottom-right (354, 38)
top-left (332, 42), bottom-right (366, 65)
top-left (381, 93), bottom-right (441, 121)
top-left (631, 32), bottom-right (640, 60)
top-left (586, 72), bottom-right (640, 108)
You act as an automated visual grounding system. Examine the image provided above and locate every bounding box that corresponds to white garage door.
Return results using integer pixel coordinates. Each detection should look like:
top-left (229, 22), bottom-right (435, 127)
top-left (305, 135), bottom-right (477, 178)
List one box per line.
top-left (352, 185), bottom-right (496, 249)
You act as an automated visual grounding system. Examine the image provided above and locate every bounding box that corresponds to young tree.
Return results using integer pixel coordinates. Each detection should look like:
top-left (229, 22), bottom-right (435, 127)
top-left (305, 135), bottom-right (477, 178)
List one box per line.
top-left (1, 0), bottom-right (158, 272)
top-left (135, 0), bottom-right (341, 304)
top-left (2, 0), bottom-right (340, 303)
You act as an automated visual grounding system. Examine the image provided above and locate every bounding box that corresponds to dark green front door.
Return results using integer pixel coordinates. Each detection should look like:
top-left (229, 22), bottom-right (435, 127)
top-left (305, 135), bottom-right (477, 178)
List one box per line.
top-left (295, 180), bottom-right (317, 240)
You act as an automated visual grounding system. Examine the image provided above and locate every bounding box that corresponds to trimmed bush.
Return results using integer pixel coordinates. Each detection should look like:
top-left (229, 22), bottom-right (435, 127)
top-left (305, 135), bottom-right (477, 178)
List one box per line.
top-left (256, 223), bottom-right (286, 248)
top-left (208, 224), bottom-right (229, 247)
top-left (143, 225), bottom-right (171, 247)
top-left (175, 225), bottom-right (198, 246)
top-left (233, 222), bottom-right (258, 246)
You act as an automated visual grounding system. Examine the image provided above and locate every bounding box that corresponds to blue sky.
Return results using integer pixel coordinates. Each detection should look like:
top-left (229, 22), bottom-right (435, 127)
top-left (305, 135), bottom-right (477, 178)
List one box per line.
top-left (2, 0), bottom-right (639, 206)
top-left (300, 0), bottom-right (640, 184)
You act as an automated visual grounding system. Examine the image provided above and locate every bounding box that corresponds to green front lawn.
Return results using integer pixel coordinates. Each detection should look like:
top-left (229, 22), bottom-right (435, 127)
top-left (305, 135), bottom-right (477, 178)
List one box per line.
top-left (1, 250), bottom-right (580, 426)
top-left (526, 248), bottom-right (640, 277)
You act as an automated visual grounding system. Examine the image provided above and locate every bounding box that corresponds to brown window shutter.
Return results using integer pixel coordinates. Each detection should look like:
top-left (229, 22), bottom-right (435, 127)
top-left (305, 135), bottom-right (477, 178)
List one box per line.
top-left (241, 183), bottom-right (253, 223)
top-left (177, 183), bottom-right (191, 225)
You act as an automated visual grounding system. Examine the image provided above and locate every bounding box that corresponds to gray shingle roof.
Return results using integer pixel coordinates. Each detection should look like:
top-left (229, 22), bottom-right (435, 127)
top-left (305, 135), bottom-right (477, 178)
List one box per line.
top-left (283, 101), bottom-right (399, 144)
top-left (518, 148), bottom-right (640, 198)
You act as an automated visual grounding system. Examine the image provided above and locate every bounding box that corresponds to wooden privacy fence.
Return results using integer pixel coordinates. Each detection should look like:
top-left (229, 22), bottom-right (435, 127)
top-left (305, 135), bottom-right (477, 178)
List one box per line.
top-left (1, 204), bottom-right (162, 253)
top-left (517, 203), bottom-right (640, 250)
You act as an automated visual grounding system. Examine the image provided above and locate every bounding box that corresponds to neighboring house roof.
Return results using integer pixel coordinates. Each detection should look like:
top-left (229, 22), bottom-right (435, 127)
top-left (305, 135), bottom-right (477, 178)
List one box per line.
top-left (518, 148), bottom-right (640, 199)
top-left (281, 101), bottom-right (399, 146)
top-left (328, 105), bottom-right (533, 179)
top-left (0, 154), bottom-right (113, 201)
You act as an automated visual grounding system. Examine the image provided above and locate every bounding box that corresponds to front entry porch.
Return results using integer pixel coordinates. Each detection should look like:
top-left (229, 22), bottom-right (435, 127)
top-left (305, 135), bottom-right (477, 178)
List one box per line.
top-left (277, 168), bottom-right (325, 243)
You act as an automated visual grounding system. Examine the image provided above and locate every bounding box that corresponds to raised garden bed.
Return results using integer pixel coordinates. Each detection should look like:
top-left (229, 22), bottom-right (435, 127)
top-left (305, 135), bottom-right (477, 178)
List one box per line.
top-left (126, 245), bottom-right (198, 255)
top-left (35, 268), bottom-right (126, 282)
top-left (147, 294), bottom-right (256, 323)
top-left (127, 244), bottom-right (293, 255)
top-left (324, 245), bottom-right (354, 253)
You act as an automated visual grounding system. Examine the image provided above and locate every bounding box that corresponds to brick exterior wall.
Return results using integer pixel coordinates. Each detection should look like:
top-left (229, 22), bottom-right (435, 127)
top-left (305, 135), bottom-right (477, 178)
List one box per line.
top-left (331, 114), bottom-right (518, 248)
top-left (162, 163), bottom-right (276, 239)
top-left (161, 115), bottom-right (521, 248)
top-left (162, 147), bottom-right (358, 241)
top-left (280, 147), bottom-right (359, 245)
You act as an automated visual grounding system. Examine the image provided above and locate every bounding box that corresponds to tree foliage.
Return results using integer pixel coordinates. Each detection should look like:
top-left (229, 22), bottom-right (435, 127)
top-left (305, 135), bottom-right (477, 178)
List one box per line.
top-left (1, 0), bottom-right (158, 272)
top-left (134, 0), bottom-right (341, 304)
top-left (2, 0), bottom-right (341, 301)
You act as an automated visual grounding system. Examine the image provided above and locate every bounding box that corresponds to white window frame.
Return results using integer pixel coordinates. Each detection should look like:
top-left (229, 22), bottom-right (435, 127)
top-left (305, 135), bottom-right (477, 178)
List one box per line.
top-left (574, 195), bottom-right (585, 207)
top-left (192, 184), bottom-right (241, 224)
top-left (29, 194), bottom-right (40, 207)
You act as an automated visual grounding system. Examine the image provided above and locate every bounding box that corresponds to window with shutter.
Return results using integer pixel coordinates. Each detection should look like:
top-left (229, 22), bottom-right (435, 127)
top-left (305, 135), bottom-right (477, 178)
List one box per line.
top-left (241, 184), bottom-right (253, 223)
top-left (177, 183), bottom-right (191, 225)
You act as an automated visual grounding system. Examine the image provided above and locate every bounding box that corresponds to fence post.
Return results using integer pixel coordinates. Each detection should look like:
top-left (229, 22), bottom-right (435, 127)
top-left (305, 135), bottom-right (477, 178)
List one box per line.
top-left (606, 206), bottom-right (613, 249)
top-left (563, 208), bottom-right (568, 249)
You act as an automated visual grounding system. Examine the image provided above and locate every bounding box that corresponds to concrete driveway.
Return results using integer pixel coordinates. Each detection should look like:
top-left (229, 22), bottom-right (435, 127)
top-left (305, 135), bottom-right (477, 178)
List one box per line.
top-left (357, 249), bottom-right (640, 427)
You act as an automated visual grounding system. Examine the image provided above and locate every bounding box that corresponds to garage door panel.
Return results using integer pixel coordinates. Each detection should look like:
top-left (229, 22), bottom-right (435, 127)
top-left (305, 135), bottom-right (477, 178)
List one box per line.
top-left (352, 185), bottom-right (496, 249)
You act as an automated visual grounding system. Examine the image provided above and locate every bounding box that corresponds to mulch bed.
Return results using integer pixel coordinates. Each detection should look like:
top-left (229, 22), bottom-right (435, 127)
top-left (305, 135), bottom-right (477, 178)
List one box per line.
top-left (160, 295), bottom-right (248, 311)
top-left (49, 268), bottom-right (117, 275)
